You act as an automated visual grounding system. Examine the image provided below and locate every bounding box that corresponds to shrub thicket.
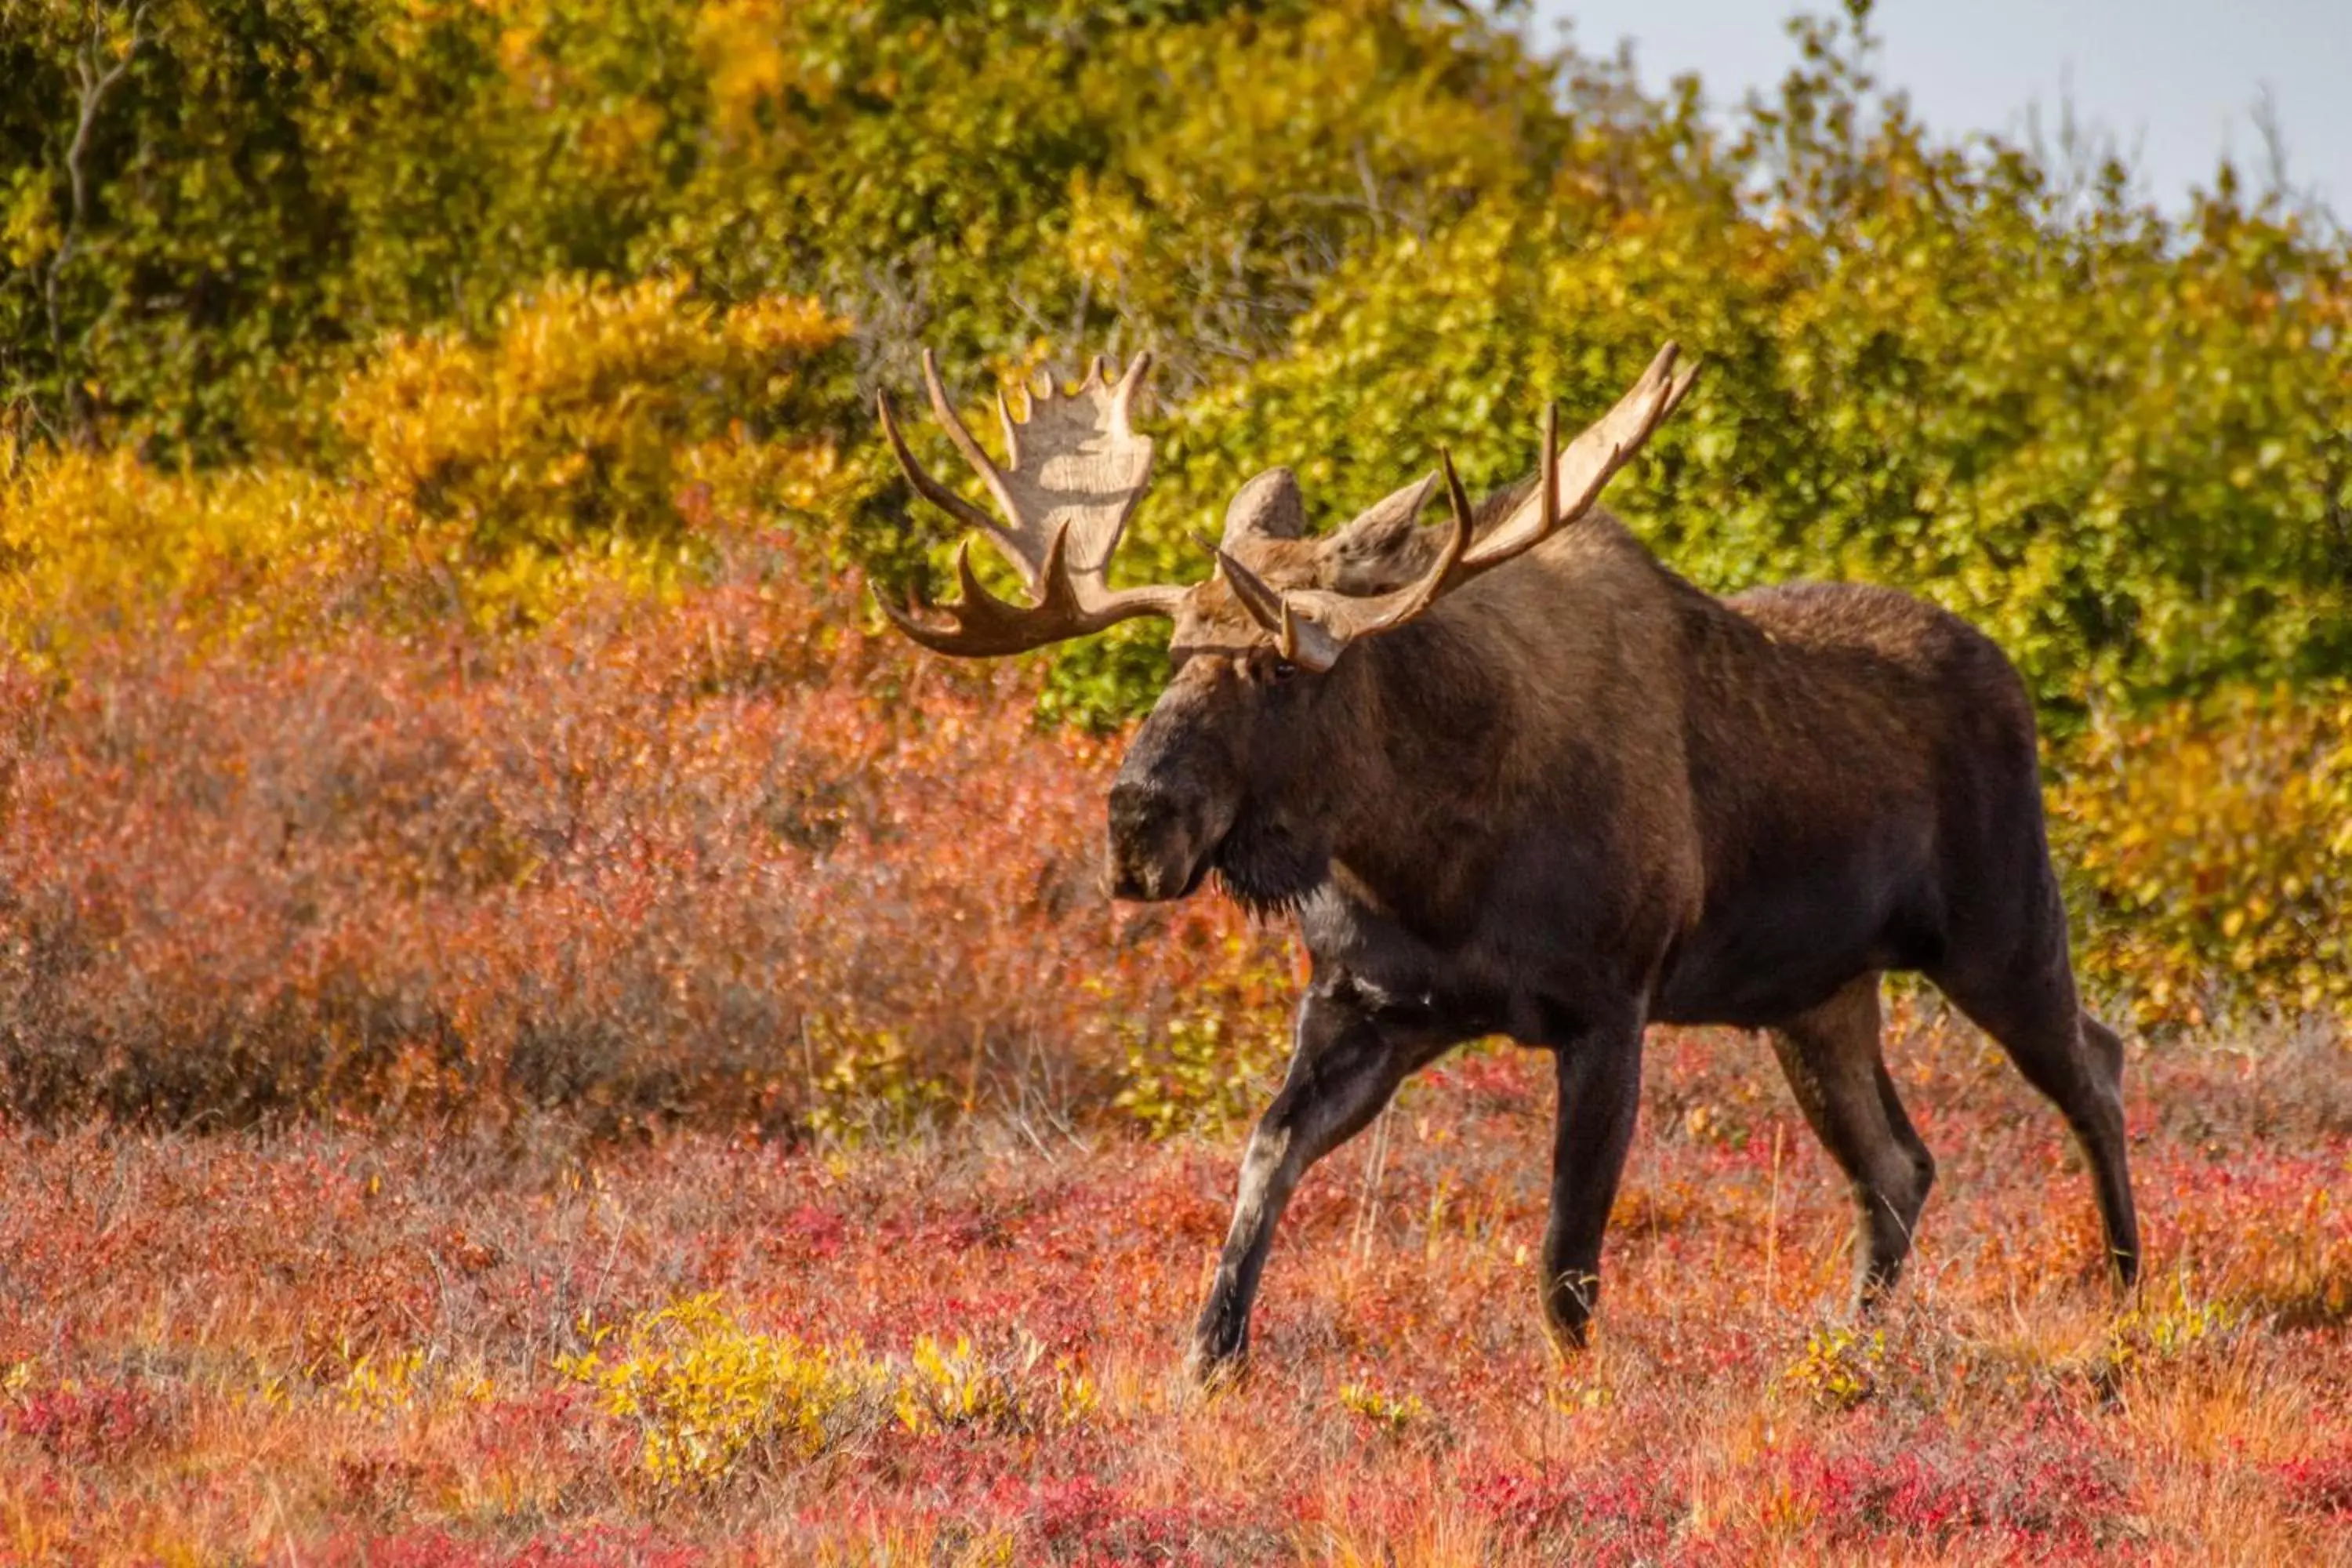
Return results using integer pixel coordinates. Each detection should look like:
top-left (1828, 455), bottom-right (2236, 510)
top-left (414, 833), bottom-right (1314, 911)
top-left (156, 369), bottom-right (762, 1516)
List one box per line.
top-left (0, 524), bottom-right (1290, 1129)
top-left (8, 1), bottom-right (2344, 721)
top-left (2050, 686), bottom-right (2352, 1030)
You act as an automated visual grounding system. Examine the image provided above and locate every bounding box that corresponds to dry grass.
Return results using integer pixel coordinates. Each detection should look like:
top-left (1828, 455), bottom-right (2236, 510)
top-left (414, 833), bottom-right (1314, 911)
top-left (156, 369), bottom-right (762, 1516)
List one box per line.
top-left (0, 1011), bottom-right (2343, 1565)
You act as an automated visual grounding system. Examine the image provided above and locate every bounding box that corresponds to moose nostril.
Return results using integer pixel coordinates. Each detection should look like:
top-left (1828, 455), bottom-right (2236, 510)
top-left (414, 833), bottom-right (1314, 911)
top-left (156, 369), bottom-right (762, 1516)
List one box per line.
top-left (1109, 782), bottom-right (1175, 835)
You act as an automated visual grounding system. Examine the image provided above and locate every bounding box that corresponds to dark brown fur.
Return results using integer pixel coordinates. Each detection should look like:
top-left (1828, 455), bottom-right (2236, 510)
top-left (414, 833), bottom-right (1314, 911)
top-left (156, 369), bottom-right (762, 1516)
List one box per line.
top-left (1107, 493), bottom-right (2142, 1377)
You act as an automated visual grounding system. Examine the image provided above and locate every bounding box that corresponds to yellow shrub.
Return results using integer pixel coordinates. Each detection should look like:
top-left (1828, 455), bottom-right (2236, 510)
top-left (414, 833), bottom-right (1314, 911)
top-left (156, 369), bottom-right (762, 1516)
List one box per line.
top-left (893, 1335), bottom-right (1012, 1435)
top-left (336, 276), bottom-right (849, 626)
top-left (1337, 1379), bottom-right (1428, 1435)
top-left (559, 1300), bottom-right (1097, 1489)
top-left (557, 1294), bottom-right (894, 1486)
top-left (0, 278), bottom-right (851, 662)
top-left (1780, 1326), bottom-right (1882, 1411)
top-left (2051, 685), bottom-right (2352, 1029)
top-left (0, 446), bottom-right (363, 667)
top-left (892, 1331), bottom-right (1098, 1437)
top-left (338, 1348), bottom-right (428, 1419)
top-left (2103, 1276), bottom-right (2245, 1377)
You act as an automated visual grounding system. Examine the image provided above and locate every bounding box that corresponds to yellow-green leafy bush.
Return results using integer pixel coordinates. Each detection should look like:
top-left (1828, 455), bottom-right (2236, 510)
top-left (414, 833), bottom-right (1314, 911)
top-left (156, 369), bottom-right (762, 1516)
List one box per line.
top-left (2052, 684), bottom-right (2352, 1029)
top-left (559, 1298), bottom-right (1098, 1489)
top-left (893, 1333), bottom-right (1099, 1437)
top-left (1338, 1379), bottom-right (1429, 1435)
top-left (1111, 955), bottom-right (1294, 1138)
top-left (1781, 1326), bottom-right (1883, 1411)
top-left (558, 1295), bottom-right (896, 1486)
top-left (0, 278), bottom-right (851, 662)
top-left (333, 277), bottom-right (851, 625)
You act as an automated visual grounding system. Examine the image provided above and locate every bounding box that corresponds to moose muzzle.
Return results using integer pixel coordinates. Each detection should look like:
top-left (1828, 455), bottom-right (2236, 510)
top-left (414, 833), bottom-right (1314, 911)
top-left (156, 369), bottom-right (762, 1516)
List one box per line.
top-left (1105, 778), bottom-right (1218, 902)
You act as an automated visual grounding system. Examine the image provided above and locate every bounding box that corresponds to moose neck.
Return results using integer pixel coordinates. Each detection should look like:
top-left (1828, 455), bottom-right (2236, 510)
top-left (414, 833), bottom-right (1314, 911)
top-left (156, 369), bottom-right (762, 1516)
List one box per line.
top-left (1303, 612), bottom-right (1520, 934)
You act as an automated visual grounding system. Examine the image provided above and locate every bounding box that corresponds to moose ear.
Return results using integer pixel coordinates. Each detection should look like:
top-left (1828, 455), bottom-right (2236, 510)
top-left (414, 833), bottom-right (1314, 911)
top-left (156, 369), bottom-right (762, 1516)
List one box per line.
top-left (1220, 466), bottom-right (1308, 549)
top-left (1323, 473), bottom-right (1438, 569)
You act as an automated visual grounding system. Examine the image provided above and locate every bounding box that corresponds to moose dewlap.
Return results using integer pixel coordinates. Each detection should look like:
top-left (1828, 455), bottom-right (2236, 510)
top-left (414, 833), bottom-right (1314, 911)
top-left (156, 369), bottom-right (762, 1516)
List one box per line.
top-left (871, 343), bottom-right (2140, 1378)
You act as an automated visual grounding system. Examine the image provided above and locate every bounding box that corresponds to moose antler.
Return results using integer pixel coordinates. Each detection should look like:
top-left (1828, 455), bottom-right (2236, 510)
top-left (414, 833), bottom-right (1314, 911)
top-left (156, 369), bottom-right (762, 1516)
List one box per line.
top-left (1216, 343), bottom-right (1699, 671)
top-left (875, 350), bottom-right (1188, 655)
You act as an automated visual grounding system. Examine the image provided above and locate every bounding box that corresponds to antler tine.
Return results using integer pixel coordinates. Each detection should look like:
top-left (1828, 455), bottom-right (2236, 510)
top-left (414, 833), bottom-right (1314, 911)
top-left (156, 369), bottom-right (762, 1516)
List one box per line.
top-left (877, 387), bottom-right (1000, 543)
top-left (1539, 400), bottom-right (1560, 534)
top-left (920, 348), bottom-right (1000, 484)
top-left (871, 347), bottom-right (1189, 659)
top-left (1214, 456), bottom-right (1474, 675)
top-left (1439, 447), bottom-right (1478, 546)
top-left (995, 387), bottom-right (1022, 472)
top-left (1214, 545), bottom-right (1346, 670)
top-left (1232, 342), bottom-right (1696, 673)
top-left (1109, 351), bottom-right (1152, 434)
top-left (919, 347), bottom-right (1038, 590)
top-left (1350, 451), bottom-right (1472, 620)
top-left (872, 540), bottom-right (1038, 656)
top-left (875, 525), bottom-right (1073, 657)
top-left (877, 528), bottom-right (1187, 657)
top-left (1660, 350), bottom-right (1701, 424)
top-left (1462, 342), bottom-right (1689, 573)
top-left (1213, 543), bottom-right (1288, 633)
top-left (1356, 449), bottom-right (1473, 629)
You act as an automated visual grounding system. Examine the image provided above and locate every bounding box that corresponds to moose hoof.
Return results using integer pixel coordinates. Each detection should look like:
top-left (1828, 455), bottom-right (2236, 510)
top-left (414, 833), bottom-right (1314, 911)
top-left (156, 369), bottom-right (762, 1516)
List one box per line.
top-left (1183, 1334), bottom-right (1247, 1390)
top-left (1541, 1270), bottom-right (1600, 1357)
top-left (1543, 1322), bottom-right (1594, 1362)
top-left (2109, 1244), bottom-right (2143, 1296)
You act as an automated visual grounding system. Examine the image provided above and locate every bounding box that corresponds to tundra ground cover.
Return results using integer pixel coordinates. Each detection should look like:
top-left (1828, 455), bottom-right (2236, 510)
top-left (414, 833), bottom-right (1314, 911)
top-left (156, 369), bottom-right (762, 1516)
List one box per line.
top-left (2, 1013), bottom-right (2346, 1564)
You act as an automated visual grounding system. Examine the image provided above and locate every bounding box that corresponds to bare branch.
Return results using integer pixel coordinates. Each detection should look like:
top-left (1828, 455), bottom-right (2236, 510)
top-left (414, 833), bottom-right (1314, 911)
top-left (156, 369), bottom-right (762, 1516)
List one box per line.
top-left (43, 2), bottom-right (147, 444)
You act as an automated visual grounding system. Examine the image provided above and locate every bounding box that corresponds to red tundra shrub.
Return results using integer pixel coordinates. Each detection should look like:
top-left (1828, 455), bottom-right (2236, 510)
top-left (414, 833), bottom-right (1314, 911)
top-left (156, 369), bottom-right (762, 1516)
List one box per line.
top-left (1769, 1426), bottom-right (2127, 1552)
top-left (0, 539), bottom-right (1283, 1131)
top-left (4, 1377), bottom-right (172, 1468)
top-left (302, 1526), bottom-right (703, 1568)
top-left (2281, 1446), bottom-right (2352, 1519)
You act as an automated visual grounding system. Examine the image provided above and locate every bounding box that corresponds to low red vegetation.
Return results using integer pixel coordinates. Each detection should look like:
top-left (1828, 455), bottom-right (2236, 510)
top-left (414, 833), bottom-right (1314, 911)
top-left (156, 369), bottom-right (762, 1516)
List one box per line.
top-left (0, 539), bottom-right (1284, 1131)
top-left (4, 1379), bottom-right (172, 1468)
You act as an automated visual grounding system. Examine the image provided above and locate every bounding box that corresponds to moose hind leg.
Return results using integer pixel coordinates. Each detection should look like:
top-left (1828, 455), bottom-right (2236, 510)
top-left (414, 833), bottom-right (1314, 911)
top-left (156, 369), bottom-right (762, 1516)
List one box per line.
top-left (1540, 1004), bottom-right (1647, 1354)
top-left (1933, 949), bottom-right (2140, 1292)
top-left (1767, 973), bottom-right (1936, 1311)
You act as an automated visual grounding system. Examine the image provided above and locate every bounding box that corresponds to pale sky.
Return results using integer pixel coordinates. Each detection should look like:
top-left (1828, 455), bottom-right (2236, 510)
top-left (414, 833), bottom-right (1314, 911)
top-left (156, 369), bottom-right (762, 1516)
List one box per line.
top-left (1529, 0), bottom-right (2351, 218)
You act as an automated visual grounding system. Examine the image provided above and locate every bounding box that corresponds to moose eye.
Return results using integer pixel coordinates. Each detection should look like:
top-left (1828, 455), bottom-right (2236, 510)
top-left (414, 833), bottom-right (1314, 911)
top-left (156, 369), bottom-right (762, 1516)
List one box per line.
top-left (1267, 657), bottom-right (1300, 684)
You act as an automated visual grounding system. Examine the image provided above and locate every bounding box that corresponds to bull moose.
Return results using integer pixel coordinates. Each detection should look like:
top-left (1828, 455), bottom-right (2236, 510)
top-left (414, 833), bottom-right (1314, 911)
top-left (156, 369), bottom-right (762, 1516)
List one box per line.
top-left (869, 344), bottom-right (2141, 1377)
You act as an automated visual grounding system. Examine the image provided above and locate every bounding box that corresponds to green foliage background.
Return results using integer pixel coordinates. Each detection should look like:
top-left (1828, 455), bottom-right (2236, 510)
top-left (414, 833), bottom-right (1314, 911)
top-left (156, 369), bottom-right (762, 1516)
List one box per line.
top-left (6, 0), bottom-right (2346, 729)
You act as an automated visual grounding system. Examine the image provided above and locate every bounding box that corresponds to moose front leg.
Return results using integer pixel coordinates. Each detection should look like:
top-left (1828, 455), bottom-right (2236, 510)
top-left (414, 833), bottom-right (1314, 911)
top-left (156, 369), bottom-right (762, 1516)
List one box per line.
top-left (1187, 981), bottom-right (1427, 1381)
top-left (1539, 1005), bottom-right (1646, 1354)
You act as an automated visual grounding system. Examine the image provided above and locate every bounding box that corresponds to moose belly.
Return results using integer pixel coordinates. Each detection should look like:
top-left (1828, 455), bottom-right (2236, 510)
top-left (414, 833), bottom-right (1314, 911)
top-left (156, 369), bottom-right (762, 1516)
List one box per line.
top-left (1650, 842), bottom-right (1944, 1029)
